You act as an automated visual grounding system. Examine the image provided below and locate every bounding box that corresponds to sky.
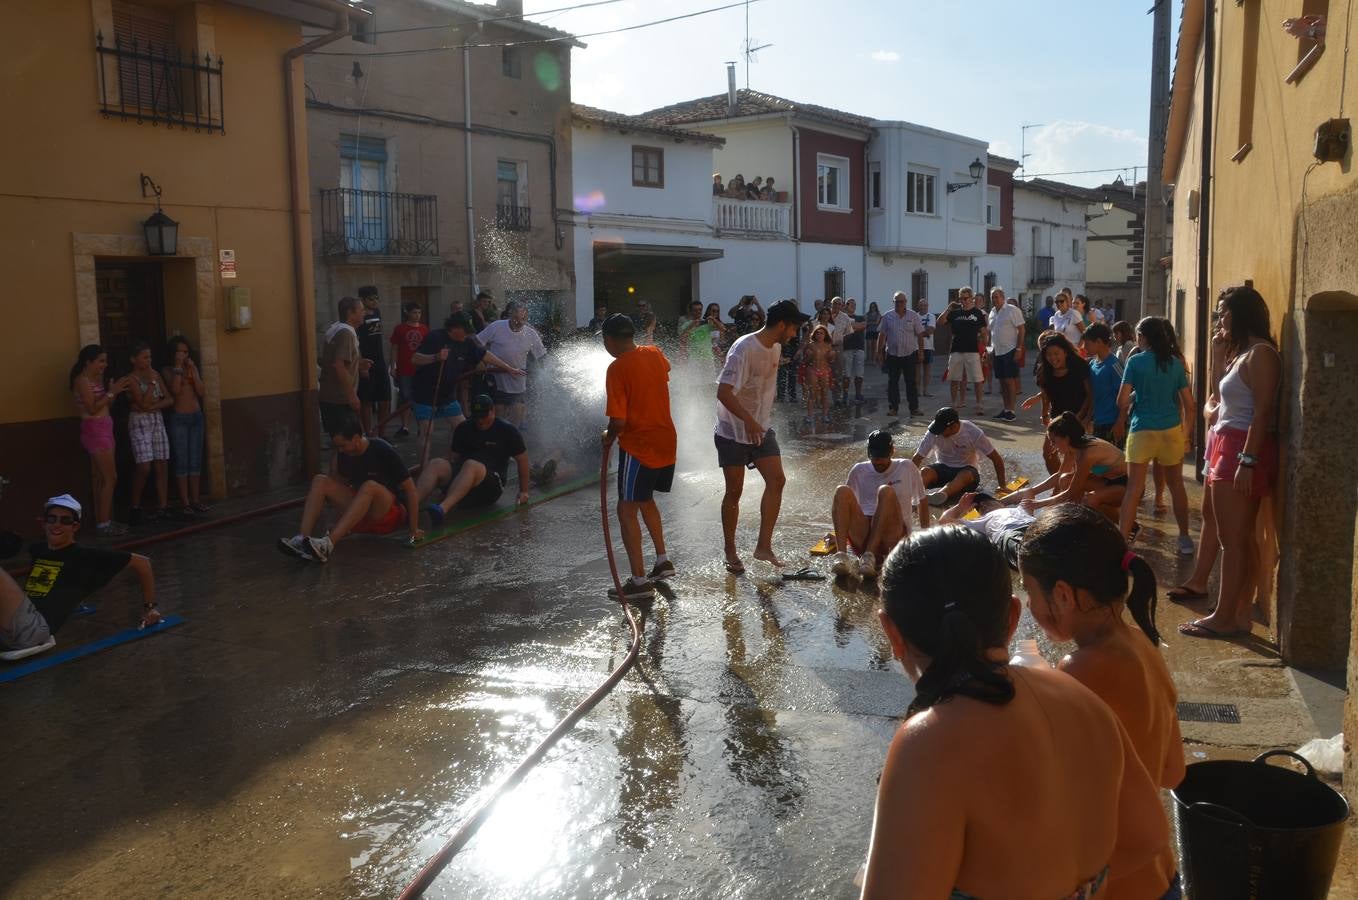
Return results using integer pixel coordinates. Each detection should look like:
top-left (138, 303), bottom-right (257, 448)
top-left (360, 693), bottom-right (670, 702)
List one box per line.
top-left (525, 0), bottom-right (1183, 188)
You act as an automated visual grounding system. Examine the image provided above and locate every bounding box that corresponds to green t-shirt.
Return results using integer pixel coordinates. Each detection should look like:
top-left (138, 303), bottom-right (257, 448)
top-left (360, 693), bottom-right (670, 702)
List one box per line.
top-left (1122, 351), bottom-right (1188, 432)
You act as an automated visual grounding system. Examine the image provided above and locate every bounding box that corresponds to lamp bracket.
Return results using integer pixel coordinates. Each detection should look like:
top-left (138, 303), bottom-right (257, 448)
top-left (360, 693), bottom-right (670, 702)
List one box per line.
top-left (140, 174), bottom-right (163, 202)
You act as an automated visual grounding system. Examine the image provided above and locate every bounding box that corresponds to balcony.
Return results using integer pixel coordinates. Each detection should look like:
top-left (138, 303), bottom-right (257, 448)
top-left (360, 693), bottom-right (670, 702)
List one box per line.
top-left (714, 197), bottom-right (792, 238)
top-left (96, 32), bottom-right (224, 133)
top-left (1029, 255), bottom-right (1055, 286)
top-left (320, 188), bottom-right (439, 260)
top-left (495, 204), bottom-right (532, 232)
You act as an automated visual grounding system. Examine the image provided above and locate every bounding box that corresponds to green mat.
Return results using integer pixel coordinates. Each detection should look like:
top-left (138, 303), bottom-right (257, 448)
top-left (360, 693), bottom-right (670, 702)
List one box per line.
top-left (403, 472), bottom-right (600, 547)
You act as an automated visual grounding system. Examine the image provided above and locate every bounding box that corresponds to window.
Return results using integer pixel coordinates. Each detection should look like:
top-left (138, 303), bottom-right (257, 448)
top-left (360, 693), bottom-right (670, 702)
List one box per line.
top-left (906, 170), bottom-right (936, 215)
top-left (1072, 239), bottom-right (1081, 262)
top-left (497, 160), bottom-right (530, 230)
top-left (112, 2), bottom-right (181, 114)
top-left (911, 269), bottom-right (928, 305)
top-left (983, 272), bottom-right (997, 294)
top-left (870, 162), bottom-right (882, 209)
top-left (349, 4), bottom-right (376, 44)
top-left (817, 154), bottom-right (850, 210)
top-left (824, 266), bottom-right (845, 299)
top-left (985, 185), bottom-right (1002, 229)
top-left (339, 135), bottom-right (388, 251)
top-left (631, 146), bottom-right (664, 188)
top-left (502, 46), bottom-right (522, 78)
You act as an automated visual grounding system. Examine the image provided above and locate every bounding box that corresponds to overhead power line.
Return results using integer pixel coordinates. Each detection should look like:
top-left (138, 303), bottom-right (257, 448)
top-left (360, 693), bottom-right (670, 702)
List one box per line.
top-left (313, 0), bottom-right (764, 56)
top-left (1017, 166), bottom-right (1145, 179)
top-left (362, 0), bottom-right (634, 37)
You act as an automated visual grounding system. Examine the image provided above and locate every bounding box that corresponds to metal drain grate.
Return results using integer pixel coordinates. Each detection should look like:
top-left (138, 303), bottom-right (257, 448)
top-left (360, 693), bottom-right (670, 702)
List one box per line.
top-left (1177, 702), bottom-right (1241, 724)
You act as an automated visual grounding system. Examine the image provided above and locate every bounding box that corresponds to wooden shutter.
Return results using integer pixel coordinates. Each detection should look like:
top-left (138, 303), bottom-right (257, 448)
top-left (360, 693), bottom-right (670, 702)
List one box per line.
top-left (113, 2), bottom-right (179, 112)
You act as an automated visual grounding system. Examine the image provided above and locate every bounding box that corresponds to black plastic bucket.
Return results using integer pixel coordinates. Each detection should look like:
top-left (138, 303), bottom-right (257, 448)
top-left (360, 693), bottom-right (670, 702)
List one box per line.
top-left (1171, 749), bottom-right (1349, 899)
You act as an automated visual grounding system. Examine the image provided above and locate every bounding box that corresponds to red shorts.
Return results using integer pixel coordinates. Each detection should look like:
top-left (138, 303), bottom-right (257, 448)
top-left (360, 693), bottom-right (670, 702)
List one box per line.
top-left (1206, 426), bottom-right (1277, 495)
top-left (351, 500), bottom-right (405, 535)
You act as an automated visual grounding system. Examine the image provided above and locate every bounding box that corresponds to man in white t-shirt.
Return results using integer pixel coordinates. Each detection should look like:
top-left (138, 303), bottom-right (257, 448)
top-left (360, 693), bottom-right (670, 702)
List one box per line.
top-left (829, 430), bottom-right (929, 580)
top-left (986, 287), bottom-right (1026, 420)
top-left (715, 299), bottom-right (810, 573)
top-left (912, 407), bottom-right (1007, 507)
top-left (477, 301), bottom-right (547, 428)
top-left (938, 491), bottom-right (1035, 570)
top-left (828, 296), bottom-right (855, 406)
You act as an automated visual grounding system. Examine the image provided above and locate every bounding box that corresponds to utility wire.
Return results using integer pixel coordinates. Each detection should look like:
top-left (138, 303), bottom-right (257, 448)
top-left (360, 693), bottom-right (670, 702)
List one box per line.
top-left (360, 0), bottom-right (635, 37)
top-left (312, 0), bottom-right (763, 56)
top-left (1017, 166), bottom-right (1146, 179)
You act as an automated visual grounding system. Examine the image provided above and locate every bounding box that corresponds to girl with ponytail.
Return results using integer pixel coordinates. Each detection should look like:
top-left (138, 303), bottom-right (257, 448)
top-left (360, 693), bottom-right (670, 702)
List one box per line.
top-left (863, 526), bottom-right (1170, 899)
top-left (1004, 412), bottom-right (1128, 521)
top-left (1018, 503), bottom-right (1183, 899)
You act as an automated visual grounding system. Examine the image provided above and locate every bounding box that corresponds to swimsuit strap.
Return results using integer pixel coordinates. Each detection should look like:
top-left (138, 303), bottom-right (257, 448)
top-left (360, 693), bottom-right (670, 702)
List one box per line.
top-left (949, 865), bottom-right (1108, 900)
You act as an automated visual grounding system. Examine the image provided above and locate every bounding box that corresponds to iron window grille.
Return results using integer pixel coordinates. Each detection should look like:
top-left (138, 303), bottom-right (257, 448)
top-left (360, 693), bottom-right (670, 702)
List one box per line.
top-left (320, 188), bottom-right (439, 257)
top-left (495, 204), bottom-right (532, 231)
top-left (1030, 255), bottom-right (1055, 286)
top-left (96, 31), bottom-right (224, 133)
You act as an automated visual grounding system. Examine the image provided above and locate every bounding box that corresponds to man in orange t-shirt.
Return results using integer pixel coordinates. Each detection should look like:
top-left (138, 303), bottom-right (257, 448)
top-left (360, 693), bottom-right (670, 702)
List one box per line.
top-left (601, 314), bottom-right (677, 600)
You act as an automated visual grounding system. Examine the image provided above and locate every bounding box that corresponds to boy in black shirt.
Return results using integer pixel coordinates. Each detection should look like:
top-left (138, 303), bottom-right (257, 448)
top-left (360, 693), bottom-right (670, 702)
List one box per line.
top-left (1, 494), bottom-right (160, 660)
top-left (356, 286), bottom-right (392, 439)
top-left (938, 288), bottom-right (990, 414)
top-left (416, 394), bottom-right (531, 527)
top-left (278, 414), bottom-right (421, 563)
top-left (410, 313), bottom-right (522, 458)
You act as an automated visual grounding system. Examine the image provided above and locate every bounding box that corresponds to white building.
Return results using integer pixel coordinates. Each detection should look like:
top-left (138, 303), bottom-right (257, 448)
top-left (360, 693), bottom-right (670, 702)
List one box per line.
top-left (1011, 179), bottom-right (1090, 316)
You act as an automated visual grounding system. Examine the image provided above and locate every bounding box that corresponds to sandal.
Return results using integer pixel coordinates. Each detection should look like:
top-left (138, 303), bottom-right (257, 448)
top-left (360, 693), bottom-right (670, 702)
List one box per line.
top-left (1177, 620), bottom-right (1239, 640)
top-left (1167, 586), bottom-right (1209, 603)
top-left (782, 567), bottom-right (825, 581)
top-left (724, 560), bottom-right (745, 575)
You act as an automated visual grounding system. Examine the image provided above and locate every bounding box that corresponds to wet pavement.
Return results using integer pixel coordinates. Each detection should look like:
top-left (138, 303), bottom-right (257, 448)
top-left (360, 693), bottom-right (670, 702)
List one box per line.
top-left (5, 367), bottom-right (1342, 898)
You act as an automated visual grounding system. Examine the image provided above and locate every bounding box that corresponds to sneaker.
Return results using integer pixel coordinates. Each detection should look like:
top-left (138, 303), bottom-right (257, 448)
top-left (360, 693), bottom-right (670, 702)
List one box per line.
top-left (649, 559), bottom-right (677, 580)
top-left (396, 426), bottom-right (410, 438)
top-left (537, 459), bottom-right (558, 487)
top-left (993, 409), bottom-right (1010, 418)
top-left (831, 552), bottom-right (857, 578)
top-left (608, 579), bottom-right (655, 600)
top-left (858, 551), bottom-right (877, 579)
top-left (425, 503), bottom-right (446, 529)
top-left (927, 489), bottom-right (949, 508)
top-left (1002, 410), bottom-right (1017, 421)
top-left (1177, 535), bottom-right (1195, 557)
top-left (909, 409), bottom-right (925, 417)
top-left (97, 522), bottom-right (129, 537)
top-left (306, 534), bottom-right (333, 563)
top-left (192, 502), bottom-right (212, 514)
top-left (887, 407), bottom-right (899, 417)
top-left (277, 535), bottom-right (313, 561)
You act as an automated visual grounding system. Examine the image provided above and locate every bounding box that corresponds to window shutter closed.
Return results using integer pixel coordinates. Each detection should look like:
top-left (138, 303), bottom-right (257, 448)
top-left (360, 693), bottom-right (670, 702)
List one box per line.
top-left (113, 1), bottom-right (180, 113)
top-left (113, 1), bottom-right (175, 52)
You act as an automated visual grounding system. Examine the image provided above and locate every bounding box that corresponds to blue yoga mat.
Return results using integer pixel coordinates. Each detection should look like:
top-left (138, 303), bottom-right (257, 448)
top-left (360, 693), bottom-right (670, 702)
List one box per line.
top-left (0, 615), bottom-right (185, 684)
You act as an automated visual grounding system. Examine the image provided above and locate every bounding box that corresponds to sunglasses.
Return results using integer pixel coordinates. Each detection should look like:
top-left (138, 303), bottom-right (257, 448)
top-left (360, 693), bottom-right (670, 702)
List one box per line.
top-left (45, 514), bottom-right (77, 525)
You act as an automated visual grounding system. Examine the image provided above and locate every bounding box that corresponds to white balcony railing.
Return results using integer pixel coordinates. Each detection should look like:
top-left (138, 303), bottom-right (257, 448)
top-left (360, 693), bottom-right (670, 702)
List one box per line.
top-left (714, 197), bottom-right (792, 237)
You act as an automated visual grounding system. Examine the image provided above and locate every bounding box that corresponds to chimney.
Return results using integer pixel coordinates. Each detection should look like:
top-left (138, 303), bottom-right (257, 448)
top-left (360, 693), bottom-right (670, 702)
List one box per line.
top-left (497, 0), bottom-right (523, 19)
top-left (726, 62), bottom-right (737, 116)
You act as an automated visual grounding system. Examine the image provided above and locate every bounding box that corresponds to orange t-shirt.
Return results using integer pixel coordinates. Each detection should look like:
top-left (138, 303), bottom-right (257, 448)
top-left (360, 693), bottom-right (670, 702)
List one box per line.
top-left (605, 345), bottom-right (677, 469)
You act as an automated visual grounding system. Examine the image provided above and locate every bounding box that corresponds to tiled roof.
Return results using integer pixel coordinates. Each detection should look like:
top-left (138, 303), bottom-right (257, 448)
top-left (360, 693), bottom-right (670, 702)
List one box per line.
top-left (987, 153), bottom-right (1021, 169)
top-left (572, 104), bottom-right (726, 145)
top-left (1020, 178), bottom-right (1106, 203)
top-left (638, 89), bottom-right (873, 132)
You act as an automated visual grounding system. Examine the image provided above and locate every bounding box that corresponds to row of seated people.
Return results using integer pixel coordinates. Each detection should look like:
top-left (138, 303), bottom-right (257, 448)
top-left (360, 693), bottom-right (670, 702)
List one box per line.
top-left (712, 173), bottom-right (783, 201)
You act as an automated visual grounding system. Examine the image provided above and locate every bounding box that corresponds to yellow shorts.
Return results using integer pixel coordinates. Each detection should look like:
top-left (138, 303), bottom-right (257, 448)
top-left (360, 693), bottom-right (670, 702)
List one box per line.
top-left (1125, 426), bottom-right (1185, 466)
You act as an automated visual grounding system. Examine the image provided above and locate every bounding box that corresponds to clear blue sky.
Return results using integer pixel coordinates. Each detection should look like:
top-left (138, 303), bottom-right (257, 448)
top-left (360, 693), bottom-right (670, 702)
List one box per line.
top-left (528, 0), bottom-right (1182, 188)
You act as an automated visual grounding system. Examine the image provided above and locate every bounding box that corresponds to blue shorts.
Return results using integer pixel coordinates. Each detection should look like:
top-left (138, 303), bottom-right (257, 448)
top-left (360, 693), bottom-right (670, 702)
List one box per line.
top-left (617, 448), bottom-right (675, 503)
top-left (993, 350), bottom-right (1020, 379)
top-left (413, 401), bottom-right (462, 422)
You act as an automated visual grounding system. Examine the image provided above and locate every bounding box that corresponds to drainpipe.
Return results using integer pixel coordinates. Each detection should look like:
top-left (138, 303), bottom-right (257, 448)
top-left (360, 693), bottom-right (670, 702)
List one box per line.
top-left (791, 122), bottom-right (801, 299)
top-left (1193, 0), bottom-right (1216, 477)
top-left (284, 2), bottom-right (353, 476)
top-left (464, 44), bottom-right (479, 300)
top-left (862, 142), bottom-right (870, 301)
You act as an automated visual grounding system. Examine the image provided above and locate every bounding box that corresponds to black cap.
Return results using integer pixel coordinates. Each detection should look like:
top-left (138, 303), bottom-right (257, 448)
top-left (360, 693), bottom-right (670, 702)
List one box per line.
top-left (766, 299), bottom-right (810, 326)
top-left (470, 394), bottom-right (495, 418)
top-left (866, 429), bottom-right (893, 458)
top-left (600, 313), bottom-right (635, 339)
top-left (928, 407), bottom-right (960, 435)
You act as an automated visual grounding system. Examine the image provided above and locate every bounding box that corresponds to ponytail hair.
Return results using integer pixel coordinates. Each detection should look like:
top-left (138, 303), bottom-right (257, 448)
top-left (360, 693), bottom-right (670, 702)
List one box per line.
top-left (1136, 316), bottom-right (1175, 372)
top-left (69, 344), bottom-right (106, 389)
top-left (880, 526), bottom-right (1016, 718)
top-left (1046, 411), bottom-right (1093, 448)
top-left (1017, 504), bottom-right (1161, 645)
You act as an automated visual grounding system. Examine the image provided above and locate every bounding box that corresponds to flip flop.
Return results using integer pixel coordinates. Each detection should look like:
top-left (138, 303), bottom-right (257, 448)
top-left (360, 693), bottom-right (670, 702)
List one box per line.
top-left (1177, 620), bottom-right (1238, 640)
top-left (782, 567), bottom-right (825, 581)
top-left (725, 560), bottom-right (745, 575)
top-left (1128, 522), bottom-right (1142, 545)
top-left (1167, 586), bottom-right (1210, 603)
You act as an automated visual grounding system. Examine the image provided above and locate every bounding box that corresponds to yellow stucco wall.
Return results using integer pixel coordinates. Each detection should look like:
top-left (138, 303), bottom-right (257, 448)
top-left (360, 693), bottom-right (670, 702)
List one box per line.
top-left (1, 0), bottom-right (306, 425)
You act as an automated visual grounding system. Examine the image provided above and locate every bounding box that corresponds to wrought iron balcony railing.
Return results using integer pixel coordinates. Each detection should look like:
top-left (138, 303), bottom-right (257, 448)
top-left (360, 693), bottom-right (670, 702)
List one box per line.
top-left (320, 188), bottom-right (439, 258)
top-left (96, 32), bottom-right (224, 133)
top-left (495, 204), bottom-right (532, 231)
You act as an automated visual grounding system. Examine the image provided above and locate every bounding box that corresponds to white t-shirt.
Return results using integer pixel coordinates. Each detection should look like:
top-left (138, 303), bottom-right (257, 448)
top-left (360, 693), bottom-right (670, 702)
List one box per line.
top-left (1051, 308), bottom-right (1083, 345)
top-left (988, 304), bottom-right (1026, 356)
top-left (715, 332), bottom-right (781, 443)
top-left (477, 320), bottom-right (547, 394)
top-left (915, 420), bottom-right (995, 469)
top-left (846, 459), bottom-right (926, 524)
top-left (919, 312), bottom-right (934, 351)
top-left (961, 506), bottom-right (1034, 542)
top-left (830, 311), bottom-right (854, 348)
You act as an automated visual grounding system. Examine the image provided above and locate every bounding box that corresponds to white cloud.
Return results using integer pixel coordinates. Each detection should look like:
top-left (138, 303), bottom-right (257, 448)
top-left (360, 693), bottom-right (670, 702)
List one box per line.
top-left (870, 50), bottom-right (900, 63)
top-left (1019, 120), bottom-right (1149, 187)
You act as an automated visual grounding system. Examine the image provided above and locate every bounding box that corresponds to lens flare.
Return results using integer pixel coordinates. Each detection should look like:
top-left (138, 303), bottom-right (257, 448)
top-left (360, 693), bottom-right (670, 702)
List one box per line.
top-left (575, 190), bottom-right (607, 212)
top-left (533, 51), bottom-right (562, 92)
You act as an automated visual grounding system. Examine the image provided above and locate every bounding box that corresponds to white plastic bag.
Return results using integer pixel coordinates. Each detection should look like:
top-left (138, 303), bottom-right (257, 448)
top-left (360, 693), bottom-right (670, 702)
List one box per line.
top-left (1296, 733), bottom-right (1344, 775)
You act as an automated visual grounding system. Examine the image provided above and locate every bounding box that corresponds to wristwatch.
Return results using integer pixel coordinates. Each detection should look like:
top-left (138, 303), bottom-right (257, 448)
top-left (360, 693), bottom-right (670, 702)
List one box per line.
top-left (1237, 452), bottom-right (1257, 467)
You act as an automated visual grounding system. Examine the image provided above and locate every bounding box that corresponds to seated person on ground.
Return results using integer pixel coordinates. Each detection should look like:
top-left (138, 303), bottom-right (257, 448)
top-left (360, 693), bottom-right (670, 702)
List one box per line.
top-left (278, 414), bottom-right (420, 562)
top-left (1, 494), bottom-right (160, 659)
top-left (416, 394), bottom-right (530, 528)
top-left (912, 407), bottom-right (1006, 507)
top-left (1008, 412), bottom-right (1128, 521)
top-left (830, 430), bottom-right (929, 581)
top-left (937, 491), bottom-right (1035, 570)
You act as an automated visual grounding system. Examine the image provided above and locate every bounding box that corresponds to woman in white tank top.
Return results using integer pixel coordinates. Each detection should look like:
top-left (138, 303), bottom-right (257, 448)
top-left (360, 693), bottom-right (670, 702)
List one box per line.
top-left (1177, 286), bottom-right (1280, 641)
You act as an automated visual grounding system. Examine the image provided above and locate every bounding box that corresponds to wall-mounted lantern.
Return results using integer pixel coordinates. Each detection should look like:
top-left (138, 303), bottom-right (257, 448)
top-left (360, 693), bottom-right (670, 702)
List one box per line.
top-left (140, 173), bottom-right (179, 256)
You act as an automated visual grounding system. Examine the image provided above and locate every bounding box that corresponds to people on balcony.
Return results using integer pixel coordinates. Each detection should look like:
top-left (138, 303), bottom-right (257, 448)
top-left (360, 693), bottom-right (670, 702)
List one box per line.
top-left (712, 174), bottom-right (725, 196)
top-left (761, 177), bottom-right (777, 200)
top-left (711, 174), bottom-right (782, 203)
top-left (745, 177), bottom-right (764, 200)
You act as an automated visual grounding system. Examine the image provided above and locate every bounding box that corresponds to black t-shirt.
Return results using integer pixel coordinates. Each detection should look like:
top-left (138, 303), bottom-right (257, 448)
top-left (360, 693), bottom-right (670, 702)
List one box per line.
top-left (842, 315), bottom-right (866, 352)
top-left (948, 308), bottom-right (988, 354)
top-left (25, 542), bottom-right (131, 632)
top-left (1043, 368), bottom-right (1090, 417)
top-left (452, 418), bottom-right (526, 483)
top-left (337, 438), bottom-right (411, 495)
top-left (412, 332), bottom-right (485, 406)
top-left (358, 309), bottom-right (386, 363)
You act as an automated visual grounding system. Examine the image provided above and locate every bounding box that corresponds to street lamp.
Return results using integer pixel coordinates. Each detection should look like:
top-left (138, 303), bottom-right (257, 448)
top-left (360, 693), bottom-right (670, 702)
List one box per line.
top-left (1086, 195), bottom-right (1116, 221)
top-left (946, 158), bottom-right (986, 193)
top-left (140, 173), bottom-right (178, 256)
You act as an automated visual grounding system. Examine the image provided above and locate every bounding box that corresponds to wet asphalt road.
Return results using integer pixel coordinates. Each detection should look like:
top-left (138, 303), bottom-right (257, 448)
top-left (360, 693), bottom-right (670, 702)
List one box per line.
top-left (2, 383), bottom-right (1058, 900)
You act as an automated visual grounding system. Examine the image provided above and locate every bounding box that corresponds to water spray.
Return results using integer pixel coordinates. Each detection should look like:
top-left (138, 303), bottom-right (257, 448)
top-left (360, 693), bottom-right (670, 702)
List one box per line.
top-left (398, 444), bottom-right (641, 898)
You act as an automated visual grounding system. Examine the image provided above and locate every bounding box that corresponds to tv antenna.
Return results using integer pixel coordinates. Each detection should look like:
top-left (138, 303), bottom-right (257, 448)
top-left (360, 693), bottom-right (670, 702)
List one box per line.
top-left (1019, 122), bottom-right (1046, 179)
top-left (743, 0), bottom-right (772, 88)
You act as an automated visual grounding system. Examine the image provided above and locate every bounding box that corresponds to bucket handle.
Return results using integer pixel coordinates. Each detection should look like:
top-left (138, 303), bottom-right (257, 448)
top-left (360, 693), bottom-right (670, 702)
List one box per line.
top-left (1253, 748), bottom-right (1317, 779)
top-left (1188, 800), bottom-right (1256, 828)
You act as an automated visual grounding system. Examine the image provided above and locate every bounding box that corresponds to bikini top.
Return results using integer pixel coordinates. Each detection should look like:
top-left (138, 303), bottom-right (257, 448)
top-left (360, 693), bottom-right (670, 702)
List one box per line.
top-left (136, 375), bottom-right (164, 401)
top-left (950, 865), bottom-right (1107, 900)
top-left (1090, 463), bottom-right (1113, 476)
top-left (74, 377), bottom-right (107, 414)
